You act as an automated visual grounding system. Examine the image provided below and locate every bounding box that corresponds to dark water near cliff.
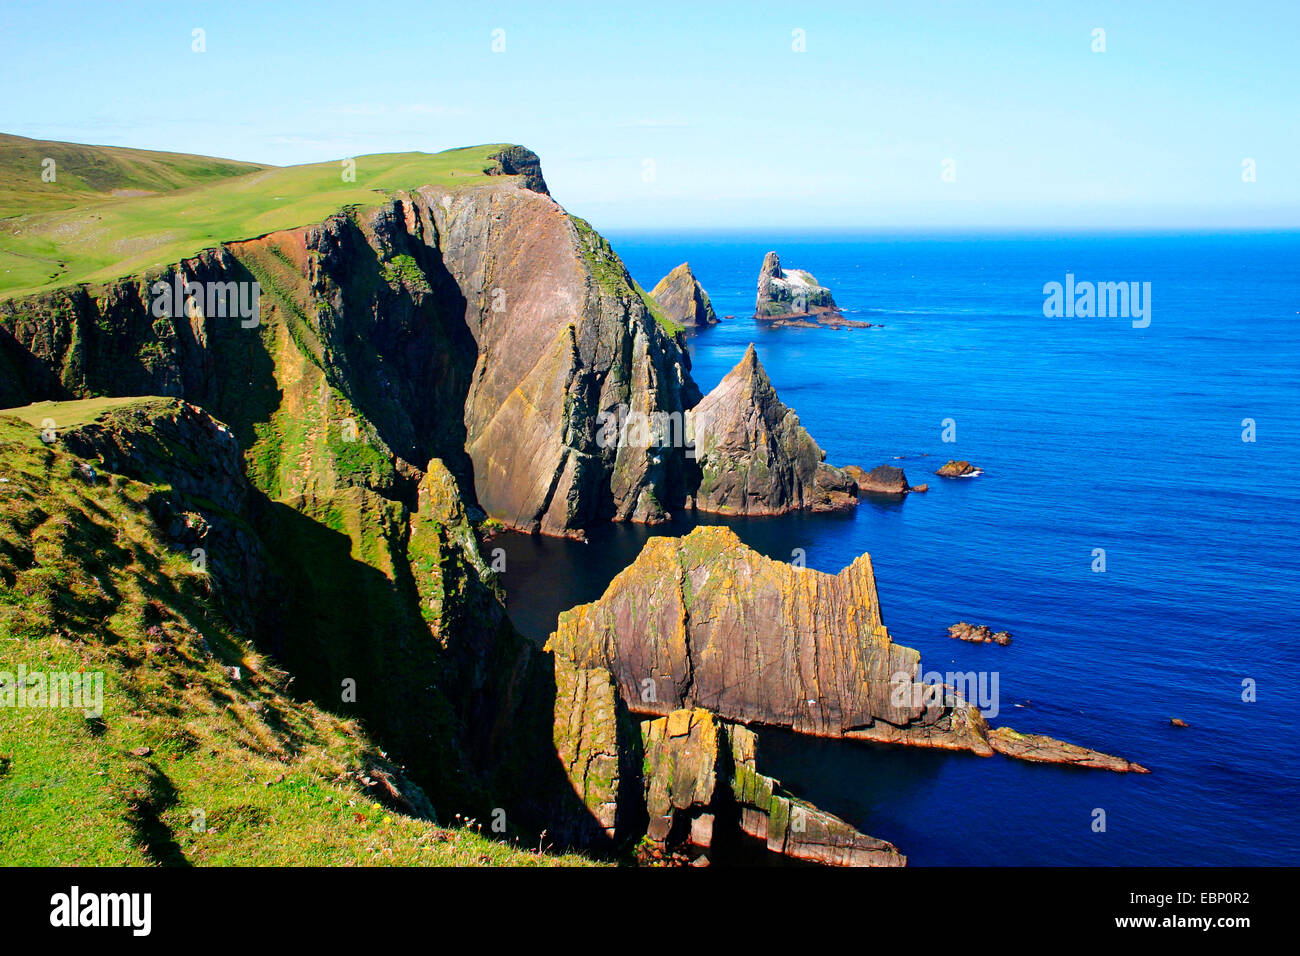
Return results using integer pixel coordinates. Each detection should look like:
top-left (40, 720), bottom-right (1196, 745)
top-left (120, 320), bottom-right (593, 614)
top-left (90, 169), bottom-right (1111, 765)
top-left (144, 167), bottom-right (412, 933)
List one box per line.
top-left (497, 231), bottom-right (1300, 865)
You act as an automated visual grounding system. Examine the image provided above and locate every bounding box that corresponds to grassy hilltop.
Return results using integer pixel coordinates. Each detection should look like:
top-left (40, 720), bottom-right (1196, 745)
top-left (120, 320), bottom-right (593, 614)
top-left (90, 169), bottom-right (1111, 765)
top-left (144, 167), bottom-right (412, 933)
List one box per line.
top-left (0, 137), bottom-right (518, 298)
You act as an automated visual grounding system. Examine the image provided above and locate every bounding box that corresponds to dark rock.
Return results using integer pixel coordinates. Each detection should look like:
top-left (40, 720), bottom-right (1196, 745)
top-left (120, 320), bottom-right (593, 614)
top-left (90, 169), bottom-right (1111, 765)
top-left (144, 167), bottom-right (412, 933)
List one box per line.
top-left (487, 145), bottom-right (550, 196)
top-left (846, 463), bottom-right (911, 495)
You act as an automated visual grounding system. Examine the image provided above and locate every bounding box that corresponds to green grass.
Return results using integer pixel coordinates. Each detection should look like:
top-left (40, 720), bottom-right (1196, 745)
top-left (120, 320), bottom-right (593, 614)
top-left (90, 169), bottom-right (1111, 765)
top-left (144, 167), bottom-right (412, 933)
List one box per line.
top-left (0, 142), bottom-right (522, 299)
top-left (0, 133), bottom-right (266, 220)
top-left (0, 395), bottom-right (168, 431)
top-left (0, 406), bottom-right (597, 866)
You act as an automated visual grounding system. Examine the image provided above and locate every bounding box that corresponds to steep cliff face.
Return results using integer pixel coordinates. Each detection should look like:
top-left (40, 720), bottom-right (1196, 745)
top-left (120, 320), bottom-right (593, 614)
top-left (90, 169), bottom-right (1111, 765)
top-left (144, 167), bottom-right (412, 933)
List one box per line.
top-left (650, 262), bottom-right (718, 328)
top-left (549, 652), bottom-right (902, 865)
top-left (641, 709), bottom-right (904, 866)
top-left (688, 344), bottom-right (857, 515)
top-left (0, 153), bottom-right (706, 538)
top-left (547, 525), bottom-right (1147, 771)
top-left (423, 183), bottom-right (700, 534)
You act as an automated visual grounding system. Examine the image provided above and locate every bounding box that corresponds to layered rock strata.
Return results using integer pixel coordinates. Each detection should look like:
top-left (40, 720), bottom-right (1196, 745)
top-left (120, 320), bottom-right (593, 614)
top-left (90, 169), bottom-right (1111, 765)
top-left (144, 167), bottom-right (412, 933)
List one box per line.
top-left (547, 525), bottom-right (1148, 772)
top-left (687, 345), bottom-right (857, 515)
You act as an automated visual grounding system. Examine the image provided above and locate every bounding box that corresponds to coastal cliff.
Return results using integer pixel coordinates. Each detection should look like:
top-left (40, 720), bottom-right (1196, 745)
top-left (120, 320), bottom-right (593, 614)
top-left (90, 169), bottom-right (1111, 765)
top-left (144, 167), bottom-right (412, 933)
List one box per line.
top-left (0, 159), bottom-right (700, 538)
top-left (0, 141), bottom-right (1147, 868)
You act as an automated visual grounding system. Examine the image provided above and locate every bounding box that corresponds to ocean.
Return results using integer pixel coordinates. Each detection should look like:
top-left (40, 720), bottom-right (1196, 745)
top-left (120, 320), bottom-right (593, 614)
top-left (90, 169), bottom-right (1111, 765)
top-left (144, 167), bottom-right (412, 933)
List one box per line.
top-left (497, 230), bottom-right (1300, 865)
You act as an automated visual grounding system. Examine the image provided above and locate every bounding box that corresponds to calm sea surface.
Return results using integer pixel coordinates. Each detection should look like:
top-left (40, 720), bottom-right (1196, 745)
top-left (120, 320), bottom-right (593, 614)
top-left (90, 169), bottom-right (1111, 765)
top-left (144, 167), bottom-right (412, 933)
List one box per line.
top-left (497, 231), bottom-right (1300, 865)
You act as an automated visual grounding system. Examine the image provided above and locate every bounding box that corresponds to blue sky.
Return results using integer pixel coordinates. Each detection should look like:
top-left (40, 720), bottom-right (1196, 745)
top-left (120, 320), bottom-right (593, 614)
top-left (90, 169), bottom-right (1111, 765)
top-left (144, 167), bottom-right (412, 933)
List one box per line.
top-left (2, 0), bottom-right (1297, 229)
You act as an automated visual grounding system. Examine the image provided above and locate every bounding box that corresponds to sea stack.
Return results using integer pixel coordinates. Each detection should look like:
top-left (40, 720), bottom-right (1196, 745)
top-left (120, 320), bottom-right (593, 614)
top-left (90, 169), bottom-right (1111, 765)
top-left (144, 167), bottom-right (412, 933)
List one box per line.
top-left (650, 262), bottom-right (718, 328)
top-left (755, 251), bottom-right (841, 321)
top-left (687, 344), bottom-right (858, 515)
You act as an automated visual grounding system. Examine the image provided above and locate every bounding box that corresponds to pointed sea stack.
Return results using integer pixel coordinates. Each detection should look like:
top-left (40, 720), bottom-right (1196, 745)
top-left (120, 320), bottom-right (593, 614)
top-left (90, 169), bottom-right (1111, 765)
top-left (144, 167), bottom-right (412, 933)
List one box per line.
top-left (650, 262), bottom-right (718, 328)
top-left (687, 344), bottom-right (857, 515)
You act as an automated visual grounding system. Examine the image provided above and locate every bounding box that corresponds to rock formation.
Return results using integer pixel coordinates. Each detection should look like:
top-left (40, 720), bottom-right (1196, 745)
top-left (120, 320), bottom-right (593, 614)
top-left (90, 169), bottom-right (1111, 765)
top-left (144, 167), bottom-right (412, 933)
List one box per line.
top-left (650, 262), bottom-right (718, 328)
top-left (948, 622), bottom-right (1013, 645)
top-left (687, 344), bottom-right (858, 515)
top-left (755, 251), bottom-right (856, 326)
top-left (550, 649), bottom-right (904, 865)
top-left (936, 459), bottom-right (982, 478)
top-left (641, 709), bottom-right (904, 866)
top-left (425, 189), bottom-right (700, 534)
top-left (548, 525), bottom-right (1147, 772)
top-left (845, 463), bottom-right (925, 495)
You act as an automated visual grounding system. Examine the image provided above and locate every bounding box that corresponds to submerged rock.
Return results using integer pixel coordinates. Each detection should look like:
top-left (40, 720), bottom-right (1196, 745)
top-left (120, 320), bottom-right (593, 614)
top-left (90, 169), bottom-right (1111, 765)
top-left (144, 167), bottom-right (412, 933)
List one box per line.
top-left (948, 621), bottom-right (1013, 645)
top-left (687, 344), bottom-right (857, 516)
top-left (650, 262), bottom-right (718, 328)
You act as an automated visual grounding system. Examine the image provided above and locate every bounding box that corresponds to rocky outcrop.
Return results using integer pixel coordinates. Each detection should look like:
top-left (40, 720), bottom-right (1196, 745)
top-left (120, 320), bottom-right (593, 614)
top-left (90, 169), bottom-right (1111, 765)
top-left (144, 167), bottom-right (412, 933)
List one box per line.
top-left (845, 463), bottom-right (924, 495)
top-left (936, 459), bottom-right (982, 478)
top-left (687, 344), bottom-right (857, 515)
top-left (54, 397), bottom-right (267, 633)
top-left (641, 708), bottom-right (904, 866)
top-left (949, 622), bottom-right (1013, 646)
top-left (987, 727), bottom-right (1147, 773)
top-left (650, 263), bottom-right (718, 328)
top-left (550, 674), bottom-right (904, 866)
top-left (486, 145), bottom-right (550, 196)
top-left (547, 525), bottom-right (1147, 772)
top-left (755, 251), bottom-right (842, 322)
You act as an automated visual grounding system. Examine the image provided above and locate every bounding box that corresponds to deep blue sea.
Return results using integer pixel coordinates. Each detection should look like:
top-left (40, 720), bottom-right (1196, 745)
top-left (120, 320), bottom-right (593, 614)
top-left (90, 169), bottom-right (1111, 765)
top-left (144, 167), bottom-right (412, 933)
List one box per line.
top-left (498, 231), bottom-right (1300, 865)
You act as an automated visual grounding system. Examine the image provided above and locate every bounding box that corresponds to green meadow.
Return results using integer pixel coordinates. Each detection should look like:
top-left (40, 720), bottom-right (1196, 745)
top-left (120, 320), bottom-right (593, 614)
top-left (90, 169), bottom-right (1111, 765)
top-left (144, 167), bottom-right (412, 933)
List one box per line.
top-left (0, 138), bottom-right (516, 299)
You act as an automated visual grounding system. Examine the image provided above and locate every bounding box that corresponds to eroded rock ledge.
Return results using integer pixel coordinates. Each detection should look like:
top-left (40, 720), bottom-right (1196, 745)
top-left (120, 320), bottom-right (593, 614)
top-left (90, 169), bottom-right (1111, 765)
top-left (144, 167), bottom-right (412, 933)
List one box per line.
top-left (547, 525), bottom-right (1147, 773)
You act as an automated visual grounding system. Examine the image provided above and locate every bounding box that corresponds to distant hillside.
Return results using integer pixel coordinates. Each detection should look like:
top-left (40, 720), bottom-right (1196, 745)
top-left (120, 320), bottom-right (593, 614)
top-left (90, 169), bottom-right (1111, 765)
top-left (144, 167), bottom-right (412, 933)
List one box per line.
top-left (0, 133), bottom-right (267, 219)
top-left (0, 139), bottom-right (526, 298)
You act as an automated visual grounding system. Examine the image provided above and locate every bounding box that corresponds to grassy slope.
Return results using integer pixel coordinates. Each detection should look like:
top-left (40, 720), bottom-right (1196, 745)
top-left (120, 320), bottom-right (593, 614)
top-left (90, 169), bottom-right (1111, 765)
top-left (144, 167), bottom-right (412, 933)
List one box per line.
top-left (0, 404), bottom-right (594, 866)
top-left (0, 133), bottom-right (267, 219)
top-left (0, 142), bottom-right (516, 298)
